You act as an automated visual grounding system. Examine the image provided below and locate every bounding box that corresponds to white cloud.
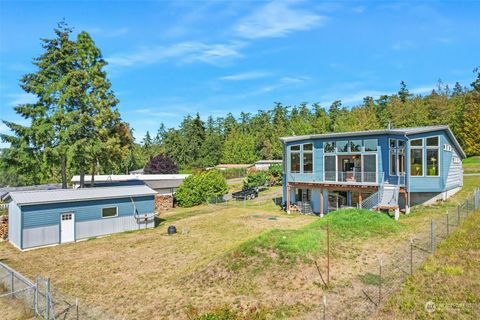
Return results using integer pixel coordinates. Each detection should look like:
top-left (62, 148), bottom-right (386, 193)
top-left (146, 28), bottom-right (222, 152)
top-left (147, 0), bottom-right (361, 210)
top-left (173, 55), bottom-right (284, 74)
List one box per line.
top-left (8, 93), bottom-right (36, 106)
top-left (219, 71), bottom-right (271, 81)
top-left (106, 41), bottom-right (245, 68)
top-left (135, 108), bottom-right (180, 117)
top-left (85, 27), bottom-right (129, 38)
top-left (392, 40), bottom-right (415, 51)
top-left (410, 86), bottom-right (434, 95)
top-left (235, 1), bottom-right (326, 39)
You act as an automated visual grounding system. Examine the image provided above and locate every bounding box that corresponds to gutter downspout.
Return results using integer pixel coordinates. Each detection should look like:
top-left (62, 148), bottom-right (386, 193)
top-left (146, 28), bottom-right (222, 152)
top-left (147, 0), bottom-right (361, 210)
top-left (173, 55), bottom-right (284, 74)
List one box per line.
top-left (404, 134), bottom-right (411, 214)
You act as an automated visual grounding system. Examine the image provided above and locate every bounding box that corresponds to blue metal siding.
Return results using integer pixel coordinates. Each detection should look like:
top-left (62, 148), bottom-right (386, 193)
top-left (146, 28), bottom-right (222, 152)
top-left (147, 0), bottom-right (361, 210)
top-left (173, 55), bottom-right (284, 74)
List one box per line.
top-left (21, 195), bottom-right (155, 229)
top-left (8, 202), bottom-right (22, 248)
top-left (407, 130), bottom-right (455, 192)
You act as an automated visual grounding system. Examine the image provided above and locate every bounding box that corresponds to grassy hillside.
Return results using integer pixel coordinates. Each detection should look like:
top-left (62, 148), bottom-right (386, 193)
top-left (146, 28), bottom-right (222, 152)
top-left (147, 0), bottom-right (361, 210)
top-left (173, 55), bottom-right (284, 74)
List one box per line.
top-left (463, 156), bottom-right (480, 174)
top-left (377, 208), bottom-right (480, 319)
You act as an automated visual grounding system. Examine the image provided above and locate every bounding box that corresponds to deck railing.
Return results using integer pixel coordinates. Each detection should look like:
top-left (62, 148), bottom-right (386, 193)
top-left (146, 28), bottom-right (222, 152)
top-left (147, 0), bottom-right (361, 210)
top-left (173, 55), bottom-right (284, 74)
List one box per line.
top-left (288, 171), bottom-right (383, 185)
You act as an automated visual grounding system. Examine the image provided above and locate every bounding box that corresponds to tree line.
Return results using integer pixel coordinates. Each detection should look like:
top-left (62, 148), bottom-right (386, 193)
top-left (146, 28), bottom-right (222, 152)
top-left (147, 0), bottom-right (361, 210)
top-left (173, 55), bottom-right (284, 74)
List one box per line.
top-left (138, 74), bottom-right (480, 170)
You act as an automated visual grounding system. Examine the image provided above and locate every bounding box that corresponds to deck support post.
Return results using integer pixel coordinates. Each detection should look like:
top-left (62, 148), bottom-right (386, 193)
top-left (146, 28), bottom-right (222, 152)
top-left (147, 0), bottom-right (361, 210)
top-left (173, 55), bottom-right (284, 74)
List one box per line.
top-left (405, 192), bottom-right (410, 214)
top-left (320, 188), bottom-right (324, 217)
top-left (358, 192), bottom-right (362, 209)
top-left (287, 184), bottom-right (291, 214)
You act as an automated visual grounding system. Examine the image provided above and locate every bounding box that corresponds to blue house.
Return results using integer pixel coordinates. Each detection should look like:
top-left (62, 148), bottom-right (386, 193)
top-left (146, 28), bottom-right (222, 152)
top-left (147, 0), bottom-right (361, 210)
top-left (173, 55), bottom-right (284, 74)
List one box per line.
top-left (7, 185), bottom-right (157, 250)
top-left (281, 125), bottom-right (465, 217)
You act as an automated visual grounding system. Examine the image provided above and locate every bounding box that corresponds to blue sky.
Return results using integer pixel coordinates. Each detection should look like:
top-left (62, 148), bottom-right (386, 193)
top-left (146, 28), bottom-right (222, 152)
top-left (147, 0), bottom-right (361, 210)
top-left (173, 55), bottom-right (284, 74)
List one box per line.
top-left (1, 1), bottom-right (479, 147)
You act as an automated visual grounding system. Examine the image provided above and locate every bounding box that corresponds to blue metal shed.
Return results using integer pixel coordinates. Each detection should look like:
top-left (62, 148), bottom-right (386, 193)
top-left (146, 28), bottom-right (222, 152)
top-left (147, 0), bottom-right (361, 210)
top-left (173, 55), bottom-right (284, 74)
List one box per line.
top-left (6, 185), bottom-right (157, 250)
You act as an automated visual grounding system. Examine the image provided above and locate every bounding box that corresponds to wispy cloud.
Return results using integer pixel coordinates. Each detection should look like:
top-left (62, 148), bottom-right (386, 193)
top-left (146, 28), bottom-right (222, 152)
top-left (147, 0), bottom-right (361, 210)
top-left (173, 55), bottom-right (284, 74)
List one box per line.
top-left (7, 93), bottom-right (36, 106)
top-left (135, 108), bottom-right (180, 117)
top-left (107, 41), bottom-right (245, 68)
top-left (85, 27), bottom-right (129, 38)
top-left (235, 1), bottom-right (326, 39)
top-left (392, 40), bottom-right (415, 51)
top-left (219, 71), bottom-right (271, 81)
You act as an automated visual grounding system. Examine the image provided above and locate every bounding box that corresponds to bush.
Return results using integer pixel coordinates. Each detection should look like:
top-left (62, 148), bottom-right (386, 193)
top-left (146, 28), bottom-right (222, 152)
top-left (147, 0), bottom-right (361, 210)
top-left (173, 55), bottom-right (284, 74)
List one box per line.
top-left (176, 170), bottom-right (228, 207)
top-left (220, 168), bottom-right (247, 179)
top-left (267, 164), bottom-right (283, 186)
top-left (143, 153), bottom-right (179, 174)
top-left (243, 171), bottom-right (269, 189)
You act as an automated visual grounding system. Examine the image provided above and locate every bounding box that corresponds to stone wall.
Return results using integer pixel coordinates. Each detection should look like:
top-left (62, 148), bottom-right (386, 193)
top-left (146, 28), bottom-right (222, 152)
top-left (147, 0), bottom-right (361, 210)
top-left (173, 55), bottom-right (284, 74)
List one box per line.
top-left (155, 195), bottom-right (174, 211)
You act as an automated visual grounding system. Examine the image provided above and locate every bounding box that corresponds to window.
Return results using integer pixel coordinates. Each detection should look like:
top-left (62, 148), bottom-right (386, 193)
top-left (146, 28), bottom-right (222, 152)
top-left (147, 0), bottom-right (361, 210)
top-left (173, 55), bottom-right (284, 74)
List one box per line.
top-left (363, 154), bottom-right (377, 182)
top-left (303, 144), bottom-right (313, 173)
top-left (364, 139), bottom-right (378, 152)
top-left (389, 139), bottom-right (397, 176)
top-left (324, 141), bottom-right (335, 153)
top-left (398, 149), bottom-right (405, 175)
top-left (398, 140), bottom-right (405, 149)
top-left (337, 140), bottom-right (348, 152)
top-left (350, 140), bottom-right (362, 152)
top-left (102, 207), bottom-right (118, 218)
top-left (411, 138), bottom-right (423, 147)
top-left (426, 136), bottom-right (440, 176)
top-left (426, 136), bottom-right (439, 146)
top-left (410, 149), bottom-right (423, 176)
top-left (324, 155), bottom-right (336, 181)
top-left (290, 145), bottom-right (301, 173)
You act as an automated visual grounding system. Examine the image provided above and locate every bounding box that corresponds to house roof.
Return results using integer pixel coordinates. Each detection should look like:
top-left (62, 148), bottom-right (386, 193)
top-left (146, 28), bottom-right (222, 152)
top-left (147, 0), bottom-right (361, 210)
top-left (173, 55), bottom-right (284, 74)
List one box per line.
top-left (71, 174), bottom-right (189, 183)
top-left (280, 125), bottom-right (466, 158)
top-left (7, 185), bottom-right (157, 206)
top-left (255, 160), bottom-right (283, 164)
top-left (214, 164), bottom-right (253, 169)
top-left (0, 184), bottom-right (62, 202)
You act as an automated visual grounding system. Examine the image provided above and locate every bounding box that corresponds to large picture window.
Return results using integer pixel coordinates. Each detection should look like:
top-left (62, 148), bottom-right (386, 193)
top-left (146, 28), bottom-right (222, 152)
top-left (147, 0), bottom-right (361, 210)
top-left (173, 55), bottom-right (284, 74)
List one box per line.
top-left (426, 136), bottom-right (440, 176)
top-left (303, 143), bottom-right (313, 173)
top-left (410, 149), bottom-right (423, 176)
top-left (290, 145), bottom-right (301, 173)
top-left (102, 207), bottom-right (118, 218)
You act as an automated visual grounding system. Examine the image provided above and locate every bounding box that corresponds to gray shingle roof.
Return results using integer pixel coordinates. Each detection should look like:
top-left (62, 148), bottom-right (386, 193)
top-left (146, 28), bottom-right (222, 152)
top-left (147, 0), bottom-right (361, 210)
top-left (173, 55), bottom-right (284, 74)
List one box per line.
top-left (279, 125), bottom-right (466, 158)
top-left (7, 185), bottom-right (157, 206)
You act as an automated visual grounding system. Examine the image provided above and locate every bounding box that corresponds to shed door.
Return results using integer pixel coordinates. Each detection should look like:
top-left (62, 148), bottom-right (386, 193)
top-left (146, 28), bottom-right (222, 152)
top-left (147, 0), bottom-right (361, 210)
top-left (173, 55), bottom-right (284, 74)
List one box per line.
top-left (60, 213), bottom-right (75, 243)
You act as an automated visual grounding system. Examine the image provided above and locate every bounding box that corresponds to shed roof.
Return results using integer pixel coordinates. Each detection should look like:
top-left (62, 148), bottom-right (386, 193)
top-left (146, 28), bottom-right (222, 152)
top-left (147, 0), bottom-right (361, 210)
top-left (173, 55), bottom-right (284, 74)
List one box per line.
top-left (280, 125), bottom-right (466, 158)
top-left (71, 174), bottom-right (189, 183)
top-left (255, 160), bottom-right (283, 164)
top-left (7, 185), bottom-right (157, 206)
top-left (0, 184), bottom-right (62, 202)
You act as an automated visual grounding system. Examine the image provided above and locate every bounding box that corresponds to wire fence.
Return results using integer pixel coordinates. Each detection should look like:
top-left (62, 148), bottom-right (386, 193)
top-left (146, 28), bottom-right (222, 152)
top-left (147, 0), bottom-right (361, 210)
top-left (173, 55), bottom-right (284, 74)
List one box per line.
top-left (317, 187), bottom-right (480, 319)
top-left (0, 262), bottom-right (124, 320)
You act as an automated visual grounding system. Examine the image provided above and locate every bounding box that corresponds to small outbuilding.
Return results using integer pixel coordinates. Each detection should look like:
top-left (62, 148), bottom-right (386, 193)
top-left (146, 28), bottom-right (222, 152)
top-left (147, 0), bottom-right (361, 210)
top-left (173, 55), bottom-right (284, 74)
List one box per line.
top-left (6, 185), bottom-right (157, 250)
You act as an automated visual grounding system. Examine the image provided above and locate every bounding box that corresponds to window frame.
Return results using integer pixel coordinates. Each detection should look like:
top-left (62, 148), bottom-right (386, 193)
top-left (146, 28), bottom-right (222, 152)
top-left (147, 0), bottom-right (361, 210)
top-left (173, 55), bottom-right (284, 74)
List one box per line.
top-left (102, 206), bottom-right (118, 219)
top-left (302, 143), bottom-right (314, 173)
top-left (409, 138), bottom-right (424, 177)
top-left (389, 139), bottom-right (398, 176)
top-left (364, 139), bottom-right (378, 152)
top-left (289, 144), bottom-right (301, 173)
top-left (426, 136), bottom-right (440, 177)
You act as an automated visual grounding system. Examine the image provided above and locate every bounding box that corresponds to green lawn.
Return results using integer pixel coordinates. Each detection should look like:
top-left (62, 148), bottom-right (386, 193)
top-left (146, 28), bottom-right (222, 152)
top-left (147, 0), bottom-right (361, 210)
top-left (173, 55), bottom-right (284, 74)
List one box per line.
top-left (463, 156), bottom-right (480, 174)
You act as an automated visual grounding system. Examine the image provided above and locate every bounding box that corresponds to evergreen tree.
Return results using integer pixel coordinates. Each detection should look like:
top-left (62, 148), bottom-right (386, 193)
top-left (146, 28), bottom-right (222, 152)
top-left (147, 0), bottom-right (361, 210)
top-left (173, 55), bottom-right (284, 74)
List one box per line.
top-left (398, 80), bottom-right (411, 103)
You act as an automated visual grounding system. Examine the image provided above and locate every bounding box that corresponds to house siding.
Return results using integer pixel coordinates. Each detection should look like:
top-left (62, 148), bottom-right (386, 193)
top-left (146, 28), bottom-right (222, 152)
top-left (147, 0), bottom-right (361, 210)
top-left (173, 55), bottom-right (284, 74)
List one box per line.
top-left (8, 202), bottom-right (21, 249)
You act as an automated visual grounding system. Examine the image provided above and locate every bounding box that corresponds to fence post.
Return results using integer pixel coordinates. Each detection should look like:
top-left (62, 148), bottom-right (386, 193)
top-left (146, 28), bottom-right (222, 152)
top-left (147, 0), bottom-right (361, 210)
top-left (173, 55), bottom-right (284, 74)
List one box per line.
top-left (45, 278), bottom-right (50, 320)
top-left (446, 211), bottom-right (449, 236)
top-left (10, 269), bottom-right (14, 298)
top-left (76, 298), bottom-right (79, 320)
top-left (323, 295), bottom-right (327, 320)
top-left (34, 277), bottom-right (38, 318)
top-left (378, 259), bottom-right (383, 305)
top-left (458, 205), bottom-right (461, 225)
top-left (466, 199), bottom-right (469, 213)
top-left (431, 219), bottom-right (435, 253)
top-left (410, 238), bottom-right (413, 275)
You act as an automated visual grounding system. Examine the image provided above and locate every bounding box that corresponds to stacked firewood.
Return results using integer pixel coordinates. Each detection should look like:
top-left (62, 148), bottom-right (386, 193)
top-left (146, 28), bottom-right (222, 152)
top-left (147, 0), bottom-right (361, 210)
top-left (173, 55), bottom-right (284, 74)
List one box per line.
top-left (0, 216), bottom-right (7, 240)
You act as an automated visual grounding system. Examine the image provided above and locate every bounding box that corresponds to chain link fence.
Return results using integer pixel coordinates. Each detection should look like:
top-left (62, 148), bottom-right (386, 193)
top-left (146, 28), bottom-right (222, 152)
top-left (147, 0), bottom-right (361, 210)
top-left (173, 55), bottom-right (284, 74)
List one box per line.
top-left (317, 187), bottom-right (480, 319)
top-left (0, 262), bottom-right (124, 320)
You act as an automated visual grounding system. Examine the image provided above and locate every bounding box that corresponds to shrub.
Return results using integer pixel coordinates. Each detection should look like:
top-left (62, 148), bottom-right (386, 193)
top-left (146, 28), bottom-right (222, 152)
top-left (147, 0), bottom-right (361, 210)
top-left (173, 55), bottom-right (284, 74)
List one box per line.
top-left (267, 164), bottom-right (283, 186)
top-left (176, 170), bottom-right (228, 207)
top-left (220, 168), bottom-right (247, 179)
top-left (143, 153), bottom-right (179, 174)
top-left (243, 171), bottom-right (268, 190)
